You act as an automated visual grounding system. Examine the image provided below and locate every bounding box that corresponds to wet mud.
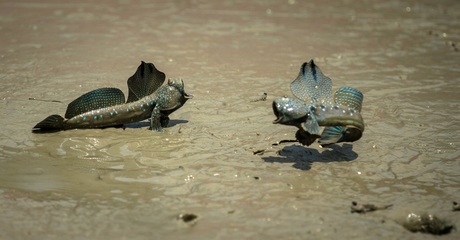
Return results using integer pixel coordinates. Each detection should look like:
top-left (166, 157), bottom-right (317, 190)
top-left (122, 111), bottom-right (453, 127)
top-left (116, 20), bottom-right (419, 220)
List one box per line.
top-left (1, 0), bottom-right (459, 239)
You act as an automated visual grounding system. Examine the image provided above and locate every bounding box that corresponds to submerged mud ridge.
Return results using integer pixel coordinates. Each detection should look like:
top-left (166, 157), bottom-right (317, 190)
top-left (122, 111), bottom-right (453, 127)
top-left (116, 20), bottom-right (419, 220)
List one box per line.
top-left (1, 0), bottom-right (460, 239)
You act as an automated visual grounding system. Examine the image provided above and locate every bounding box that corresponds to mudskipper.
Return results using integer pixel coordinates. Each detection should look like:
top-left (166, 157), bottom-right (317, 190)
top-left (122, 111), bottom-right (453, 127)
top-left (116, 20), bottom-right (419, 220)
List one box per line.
top-left (33, 61), bottom-right (192, 132)
top-left (272, 59), bottom-right (364, 146)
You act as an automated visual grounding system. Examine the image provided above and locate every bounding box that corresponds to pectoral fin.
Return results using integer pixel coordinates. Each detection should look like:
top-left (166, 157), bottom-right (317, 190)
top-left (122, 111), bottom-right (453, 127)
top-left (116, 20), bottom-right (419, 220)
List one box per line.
top-left (65, 88), bottom-right (125, 118)
top-left (301, 114), bottom-right (321, 136)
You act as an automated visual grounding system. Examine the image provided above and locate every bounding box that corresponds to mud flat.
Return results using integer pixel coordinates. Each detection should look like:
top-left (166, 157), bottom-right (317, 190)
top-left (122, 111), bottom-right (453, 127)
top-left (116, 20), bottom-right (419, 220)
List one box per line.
top-left (1, 0), bottom-right (459, 239)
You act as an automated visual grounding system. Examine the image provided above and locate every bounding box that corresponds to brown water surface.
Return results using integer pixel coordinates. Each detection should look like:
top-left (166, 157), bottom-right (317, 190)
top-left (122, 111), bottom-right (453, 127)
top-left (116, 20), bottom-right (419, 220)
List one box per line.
top-left (1, 0), bottom-right (459, 239)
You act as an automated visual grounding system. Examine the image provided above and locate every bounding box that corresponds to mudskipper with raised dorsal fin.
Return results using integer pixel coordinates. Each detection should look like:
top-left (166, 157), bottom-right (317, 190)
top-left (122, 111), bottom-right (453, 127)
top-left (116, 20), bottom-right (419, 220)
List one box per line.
top-left (33, 61), bottom-right (192, 132)
top-left (272, 59), bottom-right (364, 146)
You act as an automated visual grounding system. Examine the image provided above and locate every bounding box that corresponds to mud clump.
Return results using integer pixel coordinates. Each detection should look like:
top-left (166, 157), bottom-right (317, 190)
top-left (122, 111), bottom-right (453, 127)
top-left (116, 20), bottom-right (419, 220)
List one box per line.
top-left (402, 213), bottom-right (454, 235)
top-left (350, 201), bottom-right (392, 214)
top-left (177, 213), bottom-right (198, 224)
top-left (250, 92), bottom-right (267, 102)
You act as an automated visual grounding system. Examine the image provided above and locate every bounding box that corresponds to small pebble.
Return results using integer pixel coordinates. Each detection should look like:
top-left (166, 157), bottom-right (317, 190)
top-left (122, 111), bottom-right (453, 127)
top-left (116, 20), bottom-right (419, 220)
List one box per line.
top-left (177, 213), bottom-right (198, 223)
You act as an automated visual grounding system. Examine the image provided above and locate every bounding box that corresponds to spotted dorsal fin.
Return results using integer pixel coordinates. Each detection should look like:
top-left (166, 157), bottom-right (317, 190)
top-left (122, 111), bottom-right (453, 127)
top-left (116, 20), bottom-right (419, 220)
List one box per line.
top-left (290, 59), bottom-right (333, 104)
top-left (333, 87), bottom-right (363, 112)
top-left (126, 61), bottom-right (166, 103)
top-left (65, 88), bottom-right (125, 119)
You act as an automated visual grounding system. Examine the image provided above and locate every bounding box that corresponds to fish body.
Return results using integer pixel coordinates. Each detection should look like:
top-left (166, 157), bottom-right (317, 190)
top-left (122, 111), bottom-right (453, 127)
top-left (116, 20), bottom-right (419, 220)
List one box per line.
top-left (273, 97), bottom-right (364, 131)
top-left (272, 60), bottom-right (364, 146)
top-left (33, 62), bottom-right (192, 132)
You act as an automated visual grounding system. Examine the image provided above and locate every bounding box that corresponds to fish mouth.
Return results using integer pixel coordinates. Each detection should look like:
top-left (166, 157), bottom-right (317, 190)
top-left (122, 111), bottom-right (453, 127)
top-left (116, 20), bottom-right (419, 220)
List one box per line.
top-left (272, 101), bottom-right (283, 124)
top-left (180, 78), bottom-right (193, 99)
top-left (272, 98), bottom-right (309, 126)
top-left (184, 93), bottom-right (193, 99)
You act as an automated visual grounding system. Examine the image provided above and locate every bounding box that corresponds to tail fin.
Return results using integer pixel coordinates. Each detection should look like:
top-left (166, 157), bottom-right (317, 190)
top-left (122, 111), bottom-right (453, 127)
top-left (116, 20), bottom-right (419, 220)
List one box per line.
top-left (33, 114), bottom-right (65, 132)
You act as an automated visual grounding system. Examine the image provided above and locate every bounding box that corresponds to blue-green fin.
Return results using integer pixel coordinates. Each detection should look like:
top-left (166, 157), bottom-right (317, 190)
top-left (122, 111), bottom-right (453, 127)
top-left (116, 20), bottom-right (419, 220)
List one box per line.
top-left (319, 126), bottom-right (363, 146)
top-left (126, 61), bottom-right (166, 103)
top-left (301, 113), bottom-right (321, 136)
top-left (65, 87), bottom-right (125, 119)
top-left (290, 59), bottom-right (333, 103)
top-left (318, 126), bottom-right (346, 145)
top-left (333, 87), bottom-right (363, 112)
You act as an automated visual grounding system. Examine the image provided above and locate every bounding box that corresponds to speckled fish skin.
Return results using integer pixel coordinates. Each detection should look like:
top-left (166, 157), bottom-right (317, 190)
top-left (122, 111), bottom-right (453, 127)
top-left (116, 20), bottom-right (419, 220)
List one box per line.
top-left (65, 79), bottom-right (191, 131)
top-left (272, 59), bottom-right (364, 146)
top-left (33, 62), bottom-right (192, 132)
top-left (272, 95), bottom-right (364, 145)
top-left (272, 97), bottom-right (364, 131)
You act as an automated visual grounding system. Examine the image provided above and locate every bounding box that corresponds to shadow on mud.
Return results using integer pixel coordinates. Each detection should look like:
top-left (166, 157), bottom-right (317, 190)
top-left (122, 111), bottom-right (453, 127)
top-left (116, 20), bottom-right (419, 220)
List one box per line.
top-left (261, 143), bottom-right (358, 170)
top-left (112, 119), bottom-right (189, 129)
top-left (31, 119), bottom-right (189, 133)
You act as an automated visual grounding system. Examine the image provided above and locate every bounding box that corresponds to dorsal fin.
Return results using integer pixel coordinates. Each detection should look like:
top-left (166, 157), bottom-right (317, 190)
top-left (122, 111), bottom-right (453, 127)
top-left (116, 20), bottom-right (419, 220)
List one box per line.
top-left (333, 87), bottom-right (363, 112)
top-left (65, 88), bottom-right (125, 118)
top-left (290, 59), bottom-right (333, 104)
top-left (126, 61), bottom-right (166, 103)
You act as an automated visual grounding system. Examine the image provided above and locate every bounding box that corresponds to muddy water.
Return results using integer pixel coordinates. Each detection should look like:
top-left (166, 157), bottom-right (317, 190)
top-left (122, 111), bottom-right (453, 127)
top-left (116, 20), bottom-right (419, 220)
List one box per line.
top-left (1, 0), bottom-right (459, 239)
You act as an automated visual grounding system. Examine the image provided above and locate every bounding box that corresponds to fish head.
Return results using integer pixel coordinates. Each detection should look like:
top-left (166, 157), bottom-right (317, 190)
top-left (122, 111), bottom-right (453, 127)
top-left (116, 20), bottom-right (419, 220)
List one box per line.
top-left (272, 97), bottom-right (310, 126)
top-left (160, 78), bottom-right (193, 112)
top-left (167, 78), bottom-right (193, 101)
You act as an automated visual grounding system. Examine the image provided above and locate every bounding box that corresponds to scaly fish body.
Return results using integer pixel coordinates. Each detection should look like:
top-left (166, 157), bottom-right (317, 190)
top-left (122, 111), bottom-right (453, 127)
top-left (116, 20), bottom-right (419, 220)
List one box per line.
top-left (273, 96), bottom-right (364, 146)
top-left (33, 62), bottom-right (192, 132)
top-left (64, 82), bottom-right (189, 129)
top-left (64, 96), bottom-right (154, 129)
top-left (272, 60), bottom-right (364, 146)
top-left (273, 98), bottom-right (364, 129)
top-left (311, 103), bottom-right (364, 131)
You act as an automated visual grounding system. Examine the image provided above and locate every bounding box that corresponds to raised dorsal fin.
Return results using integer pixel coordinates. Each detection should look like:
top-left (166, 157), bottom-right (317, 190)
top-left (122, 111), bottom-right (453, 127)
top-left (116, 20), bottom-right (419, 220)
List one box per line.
top-left (65, 87), bottom-right (125, 119)
top-left (290, 60), bottom-right (333, 104)
top-left (126, 61), bottom-right (166, 103)
top-left (333, 87), bottom-right (363, 112)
